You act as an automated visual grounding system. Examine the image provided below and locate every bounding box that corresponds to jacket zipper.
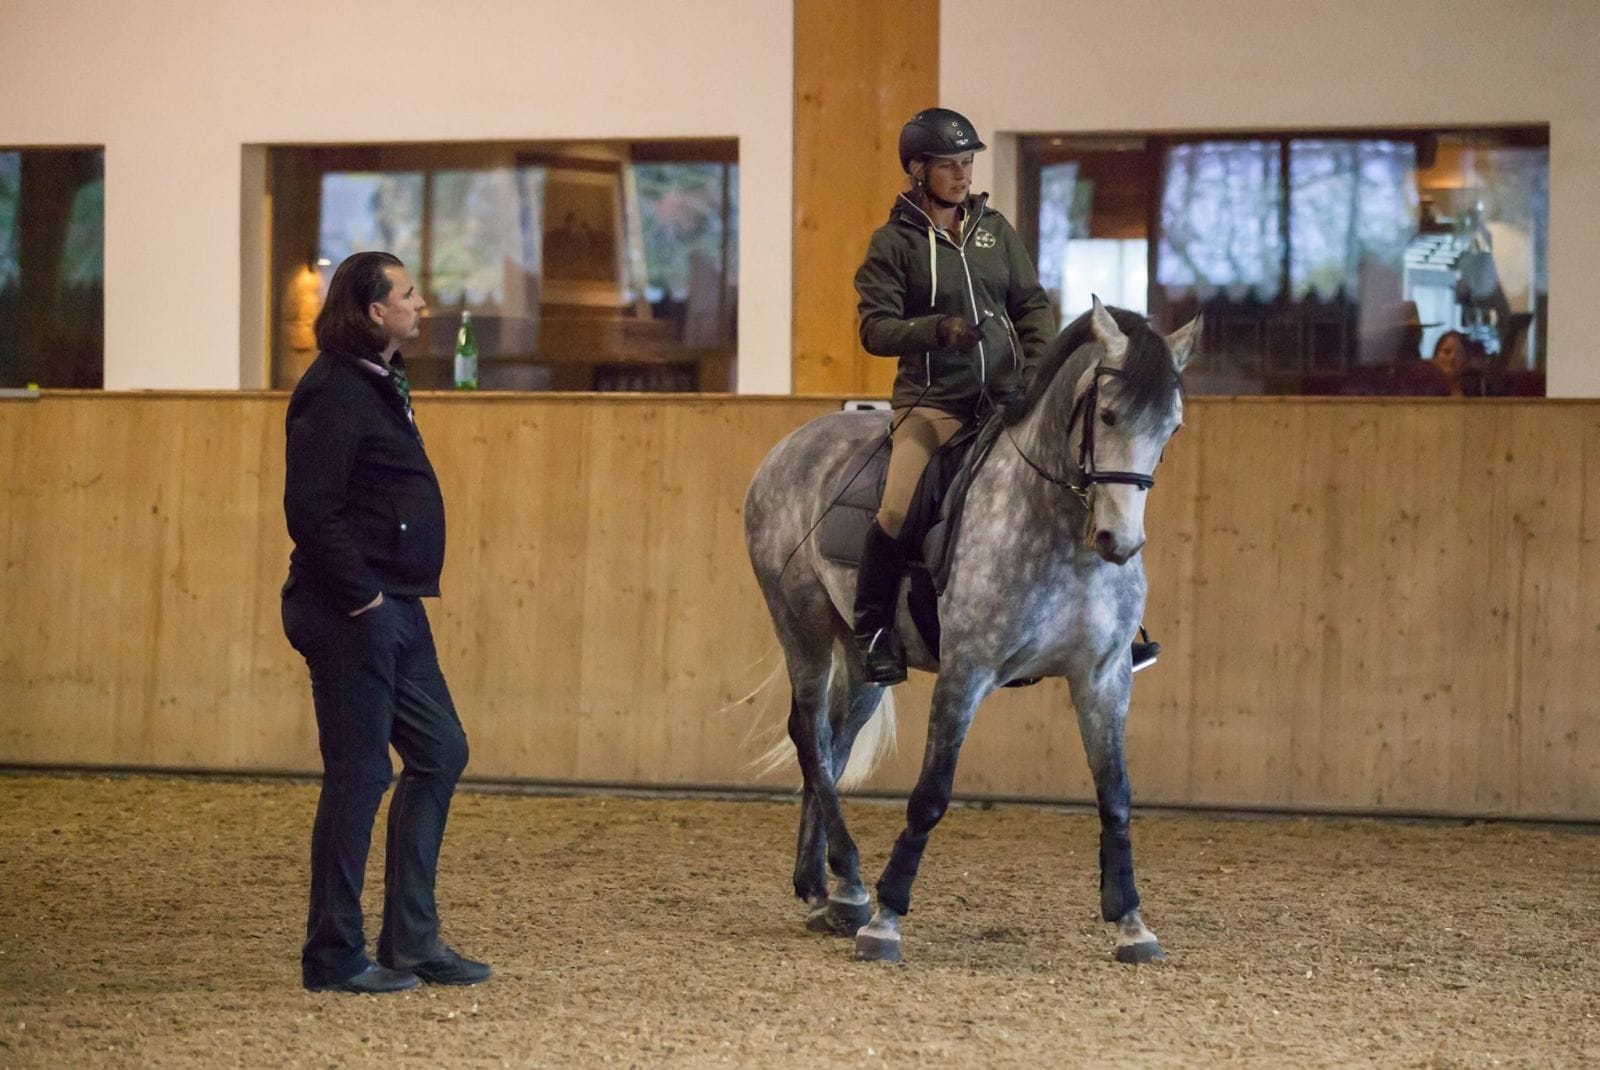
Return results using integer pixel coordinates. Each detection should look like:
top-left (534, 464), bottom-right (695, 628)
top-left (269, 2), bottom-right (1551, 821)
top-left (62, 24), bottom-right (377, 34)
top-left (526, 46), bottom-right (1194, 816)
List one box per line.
top-left (956, 244), bottom-right (988, 386)
top-left (897, 195), bottom-right (993, 387)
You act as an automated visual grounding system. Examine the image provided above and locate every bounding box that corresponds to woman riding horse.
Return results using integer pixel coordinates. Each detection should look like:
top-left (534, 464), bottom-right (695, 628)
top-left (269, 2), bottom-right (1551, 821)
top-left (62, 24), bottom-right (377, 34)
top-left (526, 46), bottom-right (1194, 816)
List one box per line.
top-left (852, 107), bottom-right (1158, 684)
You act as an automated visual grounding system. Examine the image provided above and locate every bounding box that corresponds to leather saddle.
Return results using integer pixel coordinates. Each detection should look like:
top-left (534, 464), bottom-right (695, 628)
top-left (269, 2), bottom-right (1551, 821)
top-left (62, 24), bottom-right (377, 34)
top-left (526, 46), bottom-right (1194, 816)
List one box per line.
top-left (817, 412), bottom-right (1007, 665)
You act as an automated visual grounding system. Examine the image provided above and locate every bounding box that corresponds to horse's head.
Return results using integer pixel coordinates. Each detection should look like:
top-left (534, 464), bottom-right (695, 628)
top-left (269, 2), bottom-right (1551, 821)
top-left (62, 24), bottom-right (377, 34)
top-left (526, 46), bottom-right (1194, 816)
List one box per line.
top-left (1069, 297), bottom-right (1200, 564)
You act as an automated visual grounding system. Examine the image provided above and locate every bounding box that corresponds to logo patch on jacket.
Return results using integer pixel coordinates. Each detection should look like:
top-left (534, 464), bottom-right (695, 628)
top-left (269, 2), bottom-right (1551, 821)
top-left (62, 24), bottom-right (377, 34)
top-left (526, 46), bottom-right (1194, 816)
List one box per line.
top-left (973, 229), bottom-right (997, 249)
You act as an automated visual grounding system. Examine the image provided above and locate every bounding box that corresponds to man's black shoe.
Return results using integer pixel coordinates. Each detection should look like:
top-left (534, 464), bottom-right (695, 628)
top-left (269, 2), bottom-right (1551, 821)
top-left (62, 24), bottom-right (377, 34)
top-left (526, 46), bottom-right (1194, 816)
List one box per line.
top-left (402, 947), bottom-right (492, 986)
top-left (306, 964), bottom-right (419, 994)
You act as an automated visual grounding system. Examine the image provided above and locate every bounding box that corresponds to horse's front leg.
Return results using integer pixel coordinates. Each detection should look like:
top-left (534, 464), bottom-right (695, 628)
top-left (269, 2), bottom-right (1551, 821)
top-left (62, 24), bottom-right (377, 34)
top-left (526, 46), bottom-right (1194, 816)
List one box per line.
top-left (855, 667), bottom-right (990, 963)
top-left (1068, 656), bottom-right (1164, 963)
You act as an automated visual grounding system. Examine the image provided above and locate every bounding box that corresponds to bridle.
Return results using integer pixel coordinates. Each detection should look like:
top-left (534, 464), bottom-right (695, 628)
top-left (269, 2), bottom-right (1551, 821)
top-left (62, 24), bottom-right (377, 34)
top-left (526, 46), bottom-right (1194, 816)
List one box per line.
top-left (1006, 364), bottom-right (1160, 508)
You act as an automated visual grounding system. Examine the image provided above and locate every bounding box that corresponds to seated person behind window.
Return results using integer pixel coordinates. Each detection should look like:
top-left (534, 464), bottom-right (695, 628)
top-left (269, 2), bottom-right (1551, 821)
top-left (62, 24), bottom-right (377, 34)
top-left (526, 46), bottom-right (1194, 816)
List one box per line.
top-left (1431, 329), bottom-right (1488, 397)
top-left (1392, 305), bottom-right (1447, 396)
top-left (1347, 301), bottom-right (1450, 397)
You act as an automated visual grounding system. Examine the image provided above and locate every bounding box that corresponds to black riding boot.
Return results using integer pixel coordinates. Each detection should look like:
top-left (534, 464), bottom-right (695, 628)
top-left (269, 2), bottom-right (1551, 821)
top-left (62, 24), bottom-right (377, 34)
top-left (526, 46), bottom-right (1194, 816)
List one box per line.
top-left (1131, 626), bottom-right (1161, 673)
top-left (853, 522), bottom-right (908, 686)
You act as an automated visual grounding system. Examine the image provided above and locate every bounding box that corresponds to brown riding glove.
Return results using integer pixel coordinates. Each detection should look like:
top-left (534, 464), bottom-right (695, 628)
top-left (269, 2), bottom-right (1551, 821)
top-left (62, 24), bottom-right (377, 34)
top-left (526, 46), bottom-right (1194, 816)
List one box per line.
top-left (935, 315), bottom-right (983, 353)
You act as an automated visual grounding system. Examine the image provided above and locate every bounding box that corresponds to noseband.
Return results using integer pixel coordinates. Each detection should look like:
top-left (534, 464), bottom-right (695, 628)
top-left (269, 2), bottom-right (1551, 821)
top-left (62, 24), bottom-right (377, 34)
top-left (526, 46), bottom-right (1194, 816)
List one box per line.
top-left (1009, 364), bottom-right (1157, 507)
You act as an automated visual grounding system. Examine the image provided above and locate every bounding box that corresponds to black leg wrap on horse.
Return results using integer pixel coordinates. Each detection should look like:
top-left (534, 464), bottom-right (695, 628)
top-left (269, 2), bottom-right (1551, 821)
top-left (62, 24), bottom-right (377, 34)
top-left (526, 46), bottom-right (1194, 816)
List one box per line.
top-left (875, 831), bottom-right (927, 916)
top-left (1099, 829), bottom-right (1141, 922)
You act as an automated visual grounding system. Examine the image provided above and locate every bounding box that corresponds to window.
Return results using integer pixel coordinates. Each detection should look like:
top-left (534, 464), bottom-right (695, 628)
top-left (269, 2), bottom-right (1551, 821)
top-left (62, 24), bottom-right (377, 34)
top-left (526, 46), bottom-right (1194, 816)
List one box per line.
top-left (1021, 128), bottom-right (1548, 396)
top-left (0, 147), bottom-right (104, 388)
top-left (263, 140), bottom-right (738, 392)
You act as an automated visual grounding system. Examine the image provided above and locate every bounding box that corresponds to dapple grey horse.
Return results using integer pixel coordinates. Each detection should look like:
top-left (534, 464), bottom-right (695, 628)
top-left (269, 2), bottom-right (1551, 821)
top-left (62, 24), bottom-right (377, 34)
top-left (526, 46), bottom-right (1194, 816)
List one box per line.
top-left (743, 297), bottom-right (1199, 963)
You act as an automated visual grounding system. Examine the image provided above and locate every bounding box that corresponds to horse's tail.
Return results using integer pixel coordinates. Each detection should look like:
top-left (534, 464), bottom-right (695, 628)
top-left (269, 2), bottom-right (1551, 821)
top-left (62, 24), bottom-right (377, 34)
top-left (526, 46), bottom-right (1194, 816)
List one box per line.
top-left (746, 657), bottom-right (898, 791)
top-left (837, 686), bottom-right (896, 791)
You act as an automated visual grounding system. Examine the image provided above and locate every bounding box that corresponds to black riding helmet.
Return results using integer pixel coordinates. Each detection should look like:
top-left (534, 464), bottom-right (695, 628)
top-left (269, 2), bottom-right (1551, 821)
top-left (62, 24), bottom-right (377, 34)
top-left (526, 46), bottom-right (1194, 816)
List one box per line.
top-left (898, 108), bottom-right (986, 173)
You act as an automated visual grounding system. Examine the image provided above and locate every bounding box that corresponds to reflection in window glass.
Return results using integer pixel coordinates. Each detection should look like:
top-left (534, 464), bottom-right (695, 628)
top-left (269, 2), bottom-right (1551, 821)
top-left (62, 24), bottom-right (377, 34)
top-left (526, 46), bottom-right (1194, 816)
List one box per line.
top-left (726, 163), bottom-right (740, 293)
top-left (318, 172), bottom-right (424, 274)
top-left (429, 167), bottom-right (545, 309)
top-left (1036, 163), bottom-right (1083, 301)
top-left (1063, 240), bottom-right (1148, 316)
top-left (272, 141), bottom-right (738, 391)
top-left (1424, 145), bottom-right (1547, 365)
top-left (0, 153), bottom-right (18, 293)
top-left (60, 177), bottom-right (105, 289)
top-left (0, 147), bottom-right (104, 388)
top-left (1290, 140), bottom-right (1417, 301)
top-left (1158, 141), bottom-right (1283, 302)
top-left (633, 162), bottom-right (729, 302)
top-left (1028, 128), bottom-right (1548, 396)
top-left (1037, 162), bottom-right (1147, 315)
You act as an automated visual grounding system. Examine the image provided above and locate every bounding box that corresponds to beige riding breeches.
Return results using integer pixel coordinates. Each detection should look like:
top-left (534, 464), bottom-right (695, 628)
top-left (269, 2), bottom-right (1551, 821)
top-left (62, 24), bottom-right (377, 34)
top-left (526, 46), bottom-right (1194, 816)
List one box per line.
top-left (876, 406), bottom-right (965, 538)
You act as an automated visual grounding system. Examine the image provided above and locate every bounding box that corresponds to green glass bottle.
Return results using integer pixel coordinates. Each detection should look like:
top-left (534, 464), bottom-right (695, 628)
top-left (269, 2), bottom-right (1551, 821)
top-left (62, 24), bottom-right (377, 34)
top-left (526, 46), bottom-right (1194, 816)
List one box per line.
top-left (453, 310), bottom-right (479, 390)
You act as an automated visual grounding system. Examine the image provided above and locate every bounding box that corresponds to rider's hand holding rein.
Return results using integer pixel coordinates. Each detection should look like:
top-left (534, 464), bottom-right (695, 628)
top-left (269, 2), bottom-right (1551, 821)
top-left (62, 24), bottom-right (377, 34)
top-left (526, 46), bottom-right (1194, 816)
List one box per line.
top-left (936, 315), bottom-right (983, 352)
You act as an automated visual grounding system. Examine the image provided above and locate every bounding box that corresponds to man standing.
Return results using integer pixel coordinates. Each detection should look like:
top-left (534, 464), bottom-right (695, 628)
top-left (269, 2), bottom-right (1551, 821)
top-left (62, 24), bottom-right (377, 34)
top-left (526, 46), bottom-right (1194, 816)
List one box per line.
top-left (281, 251), bottom-right (490, 994)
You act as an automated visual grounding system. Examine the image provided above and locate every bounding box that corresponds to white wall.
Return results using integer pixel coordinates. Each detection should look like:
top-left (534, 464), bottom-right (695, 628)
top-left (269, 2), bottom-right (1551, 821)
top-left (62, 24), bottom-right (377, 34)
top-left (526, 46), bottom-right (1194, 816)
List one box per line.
top-left (0, 0), bottom-right (794, 392)
top-left (945, 0), bottom-right (1600, 397)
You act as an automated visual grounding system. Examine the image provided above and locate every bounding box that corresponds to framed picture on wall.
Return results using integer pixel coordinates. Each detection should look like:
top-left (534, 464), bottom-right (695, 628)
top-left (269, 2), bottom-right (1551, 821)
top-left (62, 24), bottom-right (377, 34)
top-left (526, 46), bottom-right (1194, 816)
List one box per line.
top-left (540, 160), bottom-right (627, 307)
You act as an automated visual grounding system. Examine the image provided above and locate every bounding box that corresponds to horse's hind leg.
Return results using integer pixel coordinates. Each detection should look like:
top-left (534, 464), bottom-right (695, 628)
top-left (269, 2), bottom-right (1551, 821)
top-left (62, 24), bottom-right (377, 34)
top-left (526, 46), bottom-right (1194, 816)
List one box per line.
top-left (793, 659), bottom-right (851, 904)
top-left (793, 788), bottom-right (829, 908)
top-left (784, 662), bottom-right (873, 936)
top-left (1069, 664), bottom-right (1164, 963)
top-left (800, 672), bottom-right (882, 936)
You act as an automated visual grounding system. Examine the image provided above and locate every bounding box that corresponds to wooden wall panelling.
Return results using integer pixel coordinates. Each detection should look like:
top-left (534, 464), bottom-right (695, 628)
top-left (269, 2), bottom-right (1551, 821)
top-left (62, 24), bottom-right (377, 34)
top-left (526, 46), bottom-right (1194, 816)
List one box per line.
top-left (1122, 399), bottom-right (1205, 805)
top-left (1503, 404), bottom-right (1600, 814)
top-left (792, 0), bottom-right (939, 395)
top-left (4, 395), bottom-right (1600, 820)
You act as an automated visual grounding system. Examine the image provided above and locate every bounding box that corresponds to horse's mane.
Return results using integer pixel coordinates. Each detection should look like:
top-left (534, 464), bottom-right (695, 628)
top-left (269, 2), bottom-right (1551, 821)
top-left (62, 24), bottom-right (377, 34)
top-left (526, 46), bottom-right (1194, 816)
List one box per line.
top-left (1005, 306), bottom-right (1181, 430)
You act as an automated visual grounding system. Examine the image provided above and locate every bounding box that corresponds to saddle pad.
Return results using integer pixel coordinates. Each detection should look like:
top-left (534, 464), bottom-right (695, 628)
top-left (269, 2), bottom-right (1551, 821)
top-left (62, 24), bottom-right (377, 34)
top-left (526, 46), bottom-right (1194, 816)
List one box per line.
top-left (816, 423), bottom-right (892, 568)
top-left (816, 413), bottom-right (997, 582)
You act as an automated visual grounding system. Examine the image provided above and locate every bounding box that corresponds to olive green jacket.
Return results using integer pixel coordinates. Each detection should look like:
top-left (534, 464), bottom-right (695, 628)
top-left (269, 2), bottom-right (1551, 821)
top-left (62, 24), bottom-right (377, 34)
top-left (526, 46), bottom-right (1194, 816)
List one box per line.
top-left (854, 192), bottom-right (1055, 416)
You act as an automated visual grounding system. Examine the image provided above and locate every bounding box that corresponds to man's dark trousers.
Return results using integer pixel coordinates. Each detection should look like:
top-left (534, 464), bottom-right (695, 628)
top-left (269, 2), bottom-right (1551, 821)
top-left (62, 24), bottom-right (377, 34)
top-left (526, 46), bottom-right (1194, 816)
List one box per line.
top-left (282, 582), bottom-right (469, 988)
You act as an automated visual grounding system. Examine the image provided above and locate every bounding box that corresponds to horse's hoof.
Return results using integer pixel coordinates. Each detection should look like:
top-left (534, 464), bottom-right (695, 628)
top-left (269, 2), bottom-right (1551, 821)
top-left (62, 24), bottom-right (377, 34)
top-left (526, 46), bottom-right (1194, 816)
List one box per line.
top-left (806, 896), bottom-right (873, 937)
top-left (1114, 939), bottom-right (1166, 964)
top-left (853, 930), bottom-right (904, 963)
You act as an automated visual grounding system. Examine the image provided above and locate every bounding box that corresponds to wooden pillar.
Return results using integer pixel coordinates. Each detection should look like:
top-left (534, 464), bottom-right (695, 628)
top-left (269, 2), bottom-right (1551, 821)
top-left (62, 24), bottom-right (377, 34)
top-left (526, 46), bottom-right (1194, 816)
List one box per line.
top-left (792, 0), bottom-right (939, 395)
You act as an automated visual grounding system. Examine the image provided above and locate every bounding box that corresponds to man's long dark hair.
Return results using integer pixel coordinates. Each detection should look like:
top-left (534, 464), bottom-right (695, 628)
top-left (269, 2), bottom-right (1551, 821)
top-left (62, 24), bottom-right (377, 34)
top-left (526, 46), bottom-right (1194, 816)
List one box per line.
top-left (314, 251), bottom-right (404, 358)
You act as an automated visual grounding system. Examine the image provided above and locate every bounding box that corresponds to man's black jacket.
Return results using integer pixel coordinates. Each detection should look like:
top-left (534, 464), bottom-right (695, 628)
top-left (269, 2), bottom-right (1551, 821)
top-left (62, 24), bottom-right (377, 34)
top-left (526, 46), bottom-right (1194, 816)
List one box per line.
top-left (283, 350), bottom-right (447, 612)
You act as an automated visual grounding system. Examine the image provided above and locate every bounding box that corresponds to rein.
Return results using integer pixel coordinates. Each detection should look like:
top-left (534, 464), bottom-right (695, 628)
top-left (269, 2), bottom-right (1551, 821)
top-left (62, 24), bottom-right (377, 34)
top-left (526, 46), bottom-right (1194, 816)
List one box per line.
top-left (1005, 364), bottom-right (1157, 507)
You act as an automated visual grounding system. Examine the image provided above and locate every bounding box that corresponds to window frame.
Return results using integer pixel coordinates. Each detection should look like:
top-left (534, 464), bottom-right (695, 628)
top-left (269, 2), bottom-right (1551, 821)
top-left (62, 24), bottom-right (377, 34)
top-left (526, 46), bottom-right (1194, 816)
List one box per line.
top-left (1018, 124), bottom-right (1550, 396)
top-left (262, 138), bottom-right (739, 392)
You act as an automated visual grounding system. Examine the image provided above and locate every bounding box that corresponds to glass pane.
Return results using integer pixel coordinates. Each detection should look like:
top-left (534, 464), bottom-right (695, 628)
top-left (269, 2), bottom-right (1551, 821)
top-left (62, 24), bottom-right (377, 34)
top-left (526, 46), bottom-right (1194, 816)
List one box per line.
top-left (318, 172), bottom-right (424, 274)
top-left (1035, 162), bottom-right (1083, 308)
top-left (272, 142), bottom-right (736, 392)
top-left (1157, 141), bottom-right (1284, 302)
top-left (633, 162), bottom-right (726, 303)
top-left (1062, 239), bottom-right (1148, 316)
top-left (59, 177), bottom-right (105, 289)
top-left (428, 166), bottom-right (545, 310)
top-left (1289, 140), bottom-right (1417, 302)
top-left (726, 163), bottom-right (739, 297)
top-left (0, 148), bottom-right (104, 388)
top-left (0, 152), bottom-right (18, 292)
top-left (1026, 128), bottom-right (1546, 396)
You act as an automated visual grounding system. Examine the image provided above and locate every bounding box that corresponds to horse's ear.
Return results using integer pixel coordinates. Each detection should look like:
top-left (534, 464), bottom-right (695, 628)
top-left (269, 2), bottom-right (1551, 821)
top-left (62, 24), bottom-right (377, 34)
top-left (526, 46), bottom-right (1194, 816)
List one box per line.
top-left (1090, 295), bottom-right (1128, 359)
top-left (1165, 313), bottom-right (1203, 372)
